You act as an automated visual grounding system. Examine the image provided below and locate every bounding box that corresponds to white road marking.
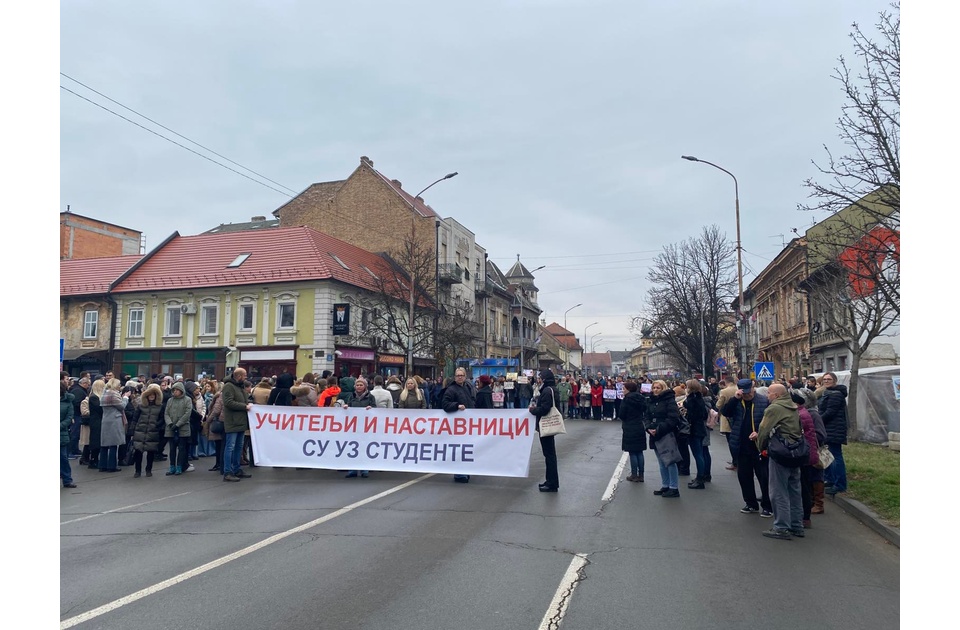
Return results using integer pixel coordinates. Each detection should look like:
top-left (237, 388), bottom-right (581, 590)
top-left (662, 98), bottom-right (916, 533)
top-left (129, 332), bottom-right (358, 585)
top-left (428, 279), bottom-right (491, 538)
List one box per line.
top-left (538, 552), bottom-right (589, 630)
top-left (60, 492), bottom-right (194, 525)
top-left (601, 452), bottom-right (629, 502)
top-left (60, 473), bottom-right (435, 629)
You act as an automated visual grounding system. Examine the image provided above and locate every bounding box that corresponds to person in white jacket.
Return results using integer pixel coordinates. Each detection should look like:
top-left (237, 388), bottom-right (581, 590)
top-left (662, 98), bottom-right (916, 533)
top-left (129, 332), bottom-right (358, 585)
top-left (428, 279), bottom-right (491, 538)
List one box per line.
top-left (370, 375), bottom-right (395, 409)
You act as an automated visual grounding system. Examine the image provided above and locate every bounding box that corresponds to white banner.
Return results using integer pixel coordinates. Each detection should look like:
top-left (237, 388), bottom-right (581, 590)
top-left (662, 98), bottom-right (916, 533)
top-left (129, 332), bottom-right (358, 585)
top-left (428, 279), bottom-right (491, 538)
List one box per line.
top-left (248, 405), bottom-right (536, 477)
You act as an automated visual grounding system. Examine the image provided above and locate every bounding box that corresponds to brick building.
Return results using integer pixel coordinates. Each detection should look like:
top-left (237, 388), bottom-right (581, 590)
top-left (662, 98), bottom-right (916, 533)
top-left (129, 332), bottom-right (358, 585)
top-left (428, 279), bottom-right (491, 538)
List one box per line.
top-left (60, 210), bottom-right (143, 260)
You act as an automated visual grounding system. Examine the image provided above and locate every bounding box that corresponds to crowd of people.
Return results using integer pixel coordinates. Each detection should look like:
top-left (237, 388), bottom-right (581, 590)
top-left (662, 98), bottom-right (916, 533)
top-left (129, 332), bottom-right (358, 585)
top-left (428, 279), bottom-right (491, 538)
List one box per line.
top-left (60, 366), bottom-right (850, 540)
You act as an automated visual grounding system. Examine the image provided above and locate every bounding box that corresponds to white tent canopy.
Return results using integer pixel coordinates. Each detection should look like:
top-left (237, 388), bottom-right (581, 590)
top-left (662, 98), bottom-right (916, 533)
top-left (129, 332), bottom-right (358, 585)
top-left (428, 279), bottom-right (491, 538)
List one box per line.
top-left (809, 366), bottom-right (900, 443)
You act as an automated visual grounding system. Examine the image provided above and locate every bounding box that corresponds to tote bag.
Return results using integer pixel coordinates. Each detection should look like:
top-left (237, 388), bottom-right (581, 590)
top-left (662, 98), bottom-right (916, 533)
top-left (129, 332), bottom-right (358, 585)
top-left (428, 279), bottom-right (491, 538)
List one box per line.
top-left (654, 431), bottom-right (683, 467)
top-left (538, 388), bottom-right (566, 437)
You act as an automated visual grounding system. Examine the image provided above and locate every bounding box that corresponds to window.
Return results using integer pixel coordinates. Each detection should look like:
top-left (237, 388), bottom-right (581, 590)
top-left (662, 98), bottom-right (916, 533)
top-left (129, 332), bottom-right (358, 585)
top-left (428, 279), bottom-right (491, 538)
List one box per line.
top-left (278, 302), bottom-right (295, 329)
top-left (238, 304), bottom-right (254, 332)
top-left (201, 305), bottom-right (218, 335)
top-left (83, 310), bottom-right (98, 338)
top-left (361, 308), bottom-right (370, 331)
top-left (166, 307), bottom-right (182, 336)
top-left (329, 253), bottom-right (350, 270)
top-left (227, 253), bottom-right (251, 268)
top-left (128, 308), bottom-right (144, 338)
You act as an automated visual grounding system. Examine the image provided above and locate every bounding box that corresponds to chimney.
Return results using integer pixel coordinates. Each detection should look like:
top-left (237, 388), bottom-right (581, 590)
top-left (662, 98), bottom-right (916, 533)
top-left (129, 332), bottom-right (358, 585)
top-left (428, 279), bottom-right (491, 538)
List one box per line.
top-left (360, 156), bottom-right (373, 166)
top-left (251, 216), bottom-right (266, 222)
top-left (392, 179), bottom-right (402, 188)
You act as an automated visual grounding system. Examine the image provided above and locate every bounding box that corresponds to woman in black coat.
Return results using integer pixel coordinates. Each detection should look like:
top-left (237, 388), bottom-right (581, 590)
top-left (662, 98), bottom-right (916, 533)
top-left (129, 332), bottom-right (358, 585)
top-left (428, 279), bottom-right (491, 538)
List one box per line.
top-left (85, 380), bottom-right (105, 469)
top-left (619, 381), bottom-right (647, 482)
top-left (475, 375), bottom-right (494, 409)
top-left (646, 380), bottom-right (681, 497)
top-left (682, 379), bottom-right (709, 489)
top-left (529, 369), bottom-right (560, 492)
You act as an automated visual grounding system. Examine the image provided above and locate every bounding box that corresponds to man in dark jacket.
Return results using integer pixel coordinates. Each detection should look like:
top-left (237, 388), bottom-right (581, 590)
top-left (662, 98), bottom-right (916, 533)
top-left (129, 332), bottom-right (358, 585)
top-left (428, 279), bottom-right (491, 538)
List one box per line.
top-left (721, 378), bottom-right (772, 516)
top-left (817, 372), bottom-right (849, 494)
top-left (441, 367), bottom-right (476, 483)
top-left (221, 368), bottom-right (253, 482)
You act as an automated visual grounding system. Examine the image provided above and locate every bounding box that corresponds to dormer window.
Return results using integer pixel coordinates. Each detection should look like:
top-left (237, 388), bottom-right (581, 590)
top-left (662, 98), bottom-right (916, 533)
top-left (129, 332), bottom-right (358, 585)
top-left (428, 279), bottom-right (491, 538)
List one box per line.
top-left (227, 253), bottom-right (251, 268)
top-left (329, 253), bottom-right (350, 270)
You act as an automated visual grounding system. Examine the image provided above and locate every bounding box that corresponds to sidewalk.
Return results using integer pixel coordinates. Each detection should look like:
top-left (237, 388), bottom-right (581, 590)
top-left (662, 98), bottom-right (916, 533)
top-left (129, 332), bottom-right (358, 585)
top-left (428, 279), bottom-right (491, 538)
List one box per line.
top-left (831, 493), bottom-right (900, 548)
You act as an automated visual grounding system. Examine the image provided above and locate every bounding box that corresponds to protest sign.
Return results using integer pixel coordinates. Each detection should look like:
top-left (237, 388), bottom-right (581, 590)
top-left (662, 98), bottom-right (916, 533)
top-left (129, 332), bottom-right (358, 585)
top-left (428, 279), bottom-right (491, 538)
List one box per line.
top-left (249, 405), bottom-right (535, 477)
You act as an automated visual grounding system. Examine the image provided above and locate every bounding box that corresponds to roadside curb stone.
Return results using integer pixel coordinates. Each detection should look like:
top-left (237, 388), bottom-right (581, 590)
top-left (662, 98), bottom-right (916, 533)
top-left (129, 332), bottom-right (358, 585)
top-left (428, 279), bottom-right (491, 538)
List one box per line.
top-left (831, 493), bottom-right (899, 548)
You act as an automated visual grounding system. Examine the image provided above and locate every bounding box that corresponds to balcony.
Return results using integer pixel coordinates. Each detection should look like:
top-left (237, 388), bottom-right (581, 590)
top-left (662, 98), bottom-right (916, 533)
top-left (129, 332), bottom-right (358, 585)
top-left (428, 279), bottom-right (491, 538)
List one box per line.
top-left (438, 263), bottom-right (463, 285)
top-left (508, 336), bottom-right (539, 351)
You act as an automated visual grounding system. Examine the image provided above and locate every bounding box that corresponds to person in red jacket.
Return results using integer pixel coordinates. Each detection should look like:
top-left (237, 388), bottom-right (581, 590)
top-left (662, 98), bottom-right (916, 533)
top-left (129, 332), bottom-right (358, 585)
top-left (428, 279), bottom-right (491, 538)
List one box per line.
top-left (569, 379), bottom-right (580, 419)
top-left (317, 377), bottom-right (342, 407)
top-left (591, 379), bottom-right (603, 421)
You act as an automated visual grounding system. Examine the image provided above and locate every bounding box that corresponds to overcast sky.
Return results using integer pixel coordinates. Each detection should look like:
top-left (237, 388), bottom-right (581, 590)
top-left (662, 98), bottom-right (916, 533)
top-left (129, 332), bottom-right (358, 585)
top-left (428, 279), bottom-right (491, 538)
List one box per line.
top-left (59, 0), bottom-right (895, 353)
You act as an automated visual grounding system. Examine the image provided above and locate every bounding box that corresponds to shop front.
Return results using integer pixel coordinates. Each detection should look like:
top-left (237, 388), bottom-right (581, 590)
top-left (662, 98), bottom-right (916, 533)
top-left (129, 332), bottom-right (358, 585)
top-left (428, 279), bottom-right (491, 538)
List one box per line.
top-left (377, 353), bottom-right (405, 378)
top-left (238, 347), bottom-right (298, 381)
top-left (114, 348), bottom-right (226, 381)
top-left (335, 347), bottom-right (375, 379)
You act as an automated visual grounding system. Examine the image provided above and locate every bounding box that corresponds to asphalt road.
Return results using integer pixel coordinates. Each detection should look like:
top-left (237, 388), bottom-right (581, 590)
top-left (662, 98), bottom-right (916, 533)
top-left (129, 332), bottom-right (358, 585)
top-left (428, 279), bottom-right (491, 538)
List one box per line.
top-left (60, 419), bottom-right (899, 630)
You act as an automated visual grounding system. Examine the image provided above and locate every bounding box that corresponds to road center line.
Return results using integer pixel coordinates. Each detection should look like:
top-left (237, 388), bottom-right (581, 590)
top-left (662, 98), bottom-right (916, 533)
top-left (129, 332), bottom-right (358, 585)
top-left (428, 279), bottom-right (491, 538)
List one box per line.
top-left (601, 452), bottom-right (629, 502)
top-left (60, 473), bottom-right (435, 629)
top-left (538, 552), bottom-right (589, 630)
top-left (60, 491), bottom-right (195, 525)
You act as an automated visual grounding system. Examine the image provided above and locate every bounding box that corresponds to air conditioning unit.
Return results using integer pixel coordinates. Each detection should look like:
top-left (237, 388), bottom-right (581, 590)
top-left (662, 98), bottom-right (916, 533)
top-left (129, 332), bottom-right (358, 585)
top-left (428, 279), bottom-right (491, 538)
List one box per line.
top-left (180, 303), bottom-right (197, 315)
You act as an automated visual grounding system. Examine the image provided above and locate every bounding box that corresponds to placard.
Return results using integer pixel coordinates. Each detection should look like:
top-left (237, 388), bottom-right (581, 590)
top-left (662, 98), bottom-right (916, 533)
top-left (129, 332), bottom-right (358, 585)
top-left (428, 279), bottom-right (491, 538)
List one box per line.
top-left (640, 383), bottom-right (652, 393)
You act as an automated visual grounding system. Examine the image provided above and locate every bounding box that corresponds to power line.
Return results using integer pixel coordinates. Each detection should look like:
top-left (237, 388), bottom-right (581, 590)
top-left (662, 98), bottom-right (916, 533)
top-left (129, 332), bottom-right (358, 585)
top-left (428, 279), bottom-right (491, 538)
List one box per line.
top-left (60, 73), bottom-right (300, 195)
top-left (61, 85), bottom-right (296, 199)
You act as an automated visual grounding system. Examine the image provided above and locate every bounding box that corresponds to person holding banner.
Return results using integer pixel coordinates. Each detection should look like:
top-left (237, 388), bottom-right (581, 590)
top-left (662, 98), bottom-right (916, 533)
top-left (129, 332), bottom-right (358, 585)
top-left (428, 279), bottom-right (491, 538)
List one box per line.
top-left (442, 368), bottom-right (476, 483)
top-left (529, 369), bottom-right (560, 493)
top-left (345, 378), bottom-right (378, 478)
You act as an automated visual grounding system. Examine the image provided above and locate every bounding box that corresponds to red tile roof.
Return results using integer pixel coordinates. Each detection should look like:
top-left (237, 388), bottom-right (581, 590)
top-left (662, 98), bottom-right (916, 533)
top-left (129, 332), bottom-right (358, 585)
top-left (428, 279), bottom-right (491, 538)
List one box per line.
top-left (544, 323), bottom-right (581, 350)
top-left (61, 255), bottom-right (143, 296)
top-left (111, 227), bottom-right (396, 294)
top-left (581, 352), bottom-right (612, 369)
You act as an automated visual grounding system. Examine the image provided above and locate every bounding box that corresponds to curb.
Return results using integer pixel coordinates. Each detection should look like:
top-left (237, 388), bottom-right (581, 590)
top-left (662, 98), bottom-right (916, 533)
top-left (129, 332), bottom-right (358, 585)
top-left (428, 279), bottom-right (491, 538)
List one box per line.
top-left (831, 493), bottom-right (900, 548)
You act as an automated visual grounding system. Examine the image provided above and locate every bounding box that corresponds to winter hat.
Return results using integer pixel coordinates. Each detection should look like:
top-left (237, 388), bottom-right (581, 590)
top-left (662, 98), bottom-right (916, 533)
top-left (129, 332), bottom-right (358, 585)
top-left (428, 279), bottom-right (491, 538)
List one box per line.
top-left (737, 378), bottom-right (753, 390)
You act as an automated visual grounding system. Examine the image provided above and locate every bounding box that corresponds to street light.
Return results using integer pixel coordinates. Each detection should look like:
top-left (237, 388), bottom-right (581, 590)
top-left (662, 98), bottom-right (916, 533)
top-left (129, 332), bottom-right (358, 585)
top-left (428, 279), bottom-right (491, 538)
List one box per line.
top-left (563, 303), bottom-right (582, 373)
top-left (682, 155), bottom-right (744, 375)
top-left (407, 171), bottom-right (458, 377)
top-left (590, 333), bottom-right (603, 353)
top-left (583, 322), bottom-right (598, 373)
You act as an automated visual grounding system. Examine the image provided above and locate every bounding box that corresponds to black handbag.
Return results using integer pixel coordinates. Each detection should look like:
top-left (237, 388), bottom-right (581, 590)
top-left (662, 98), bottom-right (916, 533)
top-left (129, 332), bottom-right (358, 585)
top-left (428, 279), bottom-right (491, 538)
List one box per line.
top-left (768, 427), bottom-right (810, 468)
top-left (209, 420), bottom-right (225, 435)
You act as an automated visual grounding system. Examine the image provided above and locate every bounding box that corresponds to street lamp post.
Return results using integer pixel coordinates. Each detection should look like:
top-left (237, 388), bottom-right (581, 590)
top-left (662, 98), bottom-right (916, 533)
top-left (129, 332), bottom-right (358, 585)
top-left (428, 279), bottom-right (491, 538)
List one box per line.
top-left (681, 155), bottom-right (744, 375)
top-left (583, 322), bottom-right (598, 374)
top-left (563, 303), bottom-right (582, 374)
top-left (590, 333), bottom-right (603, 353)
top-left (407, 172), bottom-right (458, 378)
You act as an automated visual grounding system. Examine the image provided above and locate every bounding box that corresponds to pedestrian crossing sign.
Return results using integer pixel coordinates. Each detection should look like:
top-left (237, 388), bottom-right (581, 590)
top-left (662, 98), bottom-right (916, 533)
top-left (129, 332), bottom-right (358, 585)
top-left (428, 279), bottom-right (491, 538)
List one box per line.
top-left (754, 362), bottom-right (775, 381)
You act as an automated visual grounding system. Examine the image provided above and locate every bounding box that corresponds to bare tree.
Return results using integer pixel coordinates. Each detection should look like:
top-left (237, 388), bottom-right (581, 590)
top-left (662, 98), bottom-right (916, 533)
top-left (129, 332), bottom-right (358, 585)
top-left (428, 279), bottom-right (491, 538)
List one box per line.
top-left (360, 235), bottom-right (438, 370)
top-left (632, 225), bottom-right (739, 376)
top-left (800, 3), bottom-right (900, 433)
top-left (433, 296), bottom-right (482, 375)
top-left (801, 3), bottom-right (899, 312)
